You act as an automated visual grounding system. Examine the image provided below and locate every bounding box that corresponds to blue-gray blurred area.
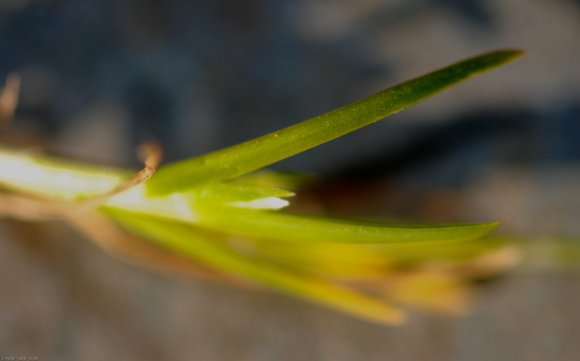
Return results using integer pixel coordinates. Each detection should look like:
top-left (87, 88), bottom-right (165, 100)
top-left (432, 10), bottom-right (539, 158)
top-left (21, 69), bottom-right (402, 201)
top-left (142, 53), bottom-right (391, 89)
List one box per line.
top-left (1, 0), bottom-right (578, 180)
top-left (1, 1), bottom-right (580, 360)
top-left (0, 0), bottom-right (391, 164)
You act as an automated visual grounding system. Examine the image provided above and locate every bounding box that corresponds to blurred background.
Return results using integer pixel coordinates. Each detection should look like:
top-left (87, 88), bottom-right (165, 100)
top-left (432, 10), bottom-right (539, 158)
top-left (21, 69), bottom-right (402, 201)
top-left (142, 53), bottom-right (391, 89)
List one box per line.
top-left (1, 0), bottom-right (579, 360)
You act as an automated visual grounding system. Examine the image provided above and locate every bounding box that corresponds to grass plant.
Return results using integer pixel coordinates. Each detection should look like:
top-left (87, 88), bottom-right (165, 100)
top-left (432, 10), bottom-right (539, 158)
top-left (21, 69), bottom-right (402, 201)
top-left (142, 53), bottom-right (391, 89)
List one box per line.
top-left (0, 50), bottom-right (524, 324)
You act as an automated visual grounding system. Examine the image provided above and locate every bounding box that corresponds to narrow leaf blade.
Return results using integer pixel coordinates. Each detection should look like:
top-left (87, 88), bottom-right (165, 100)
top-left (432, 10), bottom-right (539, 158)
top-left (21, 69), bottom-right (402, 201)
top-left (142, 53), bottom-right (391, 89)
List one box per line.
top-left (194, 205), bottom-right (500, 244)
top-left (147, 50), bottom-right (523, 195)
top-left (105, 209), bottom-right (405, 324)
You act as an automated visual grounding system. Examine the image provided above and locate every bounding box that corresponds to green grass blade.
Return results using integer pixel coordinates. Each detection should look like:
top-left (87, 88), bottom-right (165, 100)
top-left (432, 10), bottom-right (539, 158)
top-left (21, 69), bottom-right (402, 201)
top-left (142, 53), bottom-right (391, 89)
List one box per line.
top-left (147, 50), bottom-right (523, 196)
top-left (246, 236), bottom-right (508, 269)
top-left (194, 205), bottom-right (500, 244)
top-left (105, 209), bottom-right (405, 324)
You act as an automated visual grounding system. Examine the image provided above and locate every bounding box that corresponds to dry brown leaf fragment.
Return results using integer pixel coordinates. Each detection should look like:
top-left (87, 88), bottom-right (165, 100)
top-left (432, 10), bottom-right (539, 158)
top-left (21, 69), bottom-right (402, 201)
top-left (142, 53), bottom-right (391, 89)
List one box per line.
top-left (0, 73), bottom-right (20, 128)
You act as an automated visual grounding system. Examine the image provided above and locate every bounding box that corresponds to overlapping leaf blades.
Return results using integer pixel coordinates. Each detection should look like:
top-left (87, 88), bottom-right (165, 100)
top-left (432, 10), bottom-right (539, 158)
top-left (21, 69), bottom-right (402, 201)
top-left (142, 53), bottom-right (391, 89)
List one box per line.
top-left (0, 50), bottom-right (523, 324)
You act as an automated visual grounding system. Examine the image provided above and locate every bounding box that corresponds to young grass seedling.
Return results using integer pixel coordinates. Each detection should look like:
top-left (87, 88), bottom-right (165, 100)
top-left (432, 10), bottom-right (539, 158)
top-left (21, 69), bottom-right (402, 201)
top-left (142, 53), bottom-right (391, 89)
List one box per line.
top-left (0, 50), bottom-right (523, 324)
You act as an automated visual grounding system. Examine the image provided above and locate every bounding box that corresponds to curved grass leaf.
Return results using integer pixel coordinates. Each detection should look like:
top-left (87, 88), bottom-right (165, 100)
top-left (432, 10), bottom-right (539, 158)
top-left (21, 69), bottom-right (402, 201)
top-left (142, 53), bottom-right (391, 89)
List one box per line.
top-left (105, 208), bottom-right (406, 324)
top-left (193, 205), bottom-right (500, 244)
top-left (147, 50), bottom-right (523, 196)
